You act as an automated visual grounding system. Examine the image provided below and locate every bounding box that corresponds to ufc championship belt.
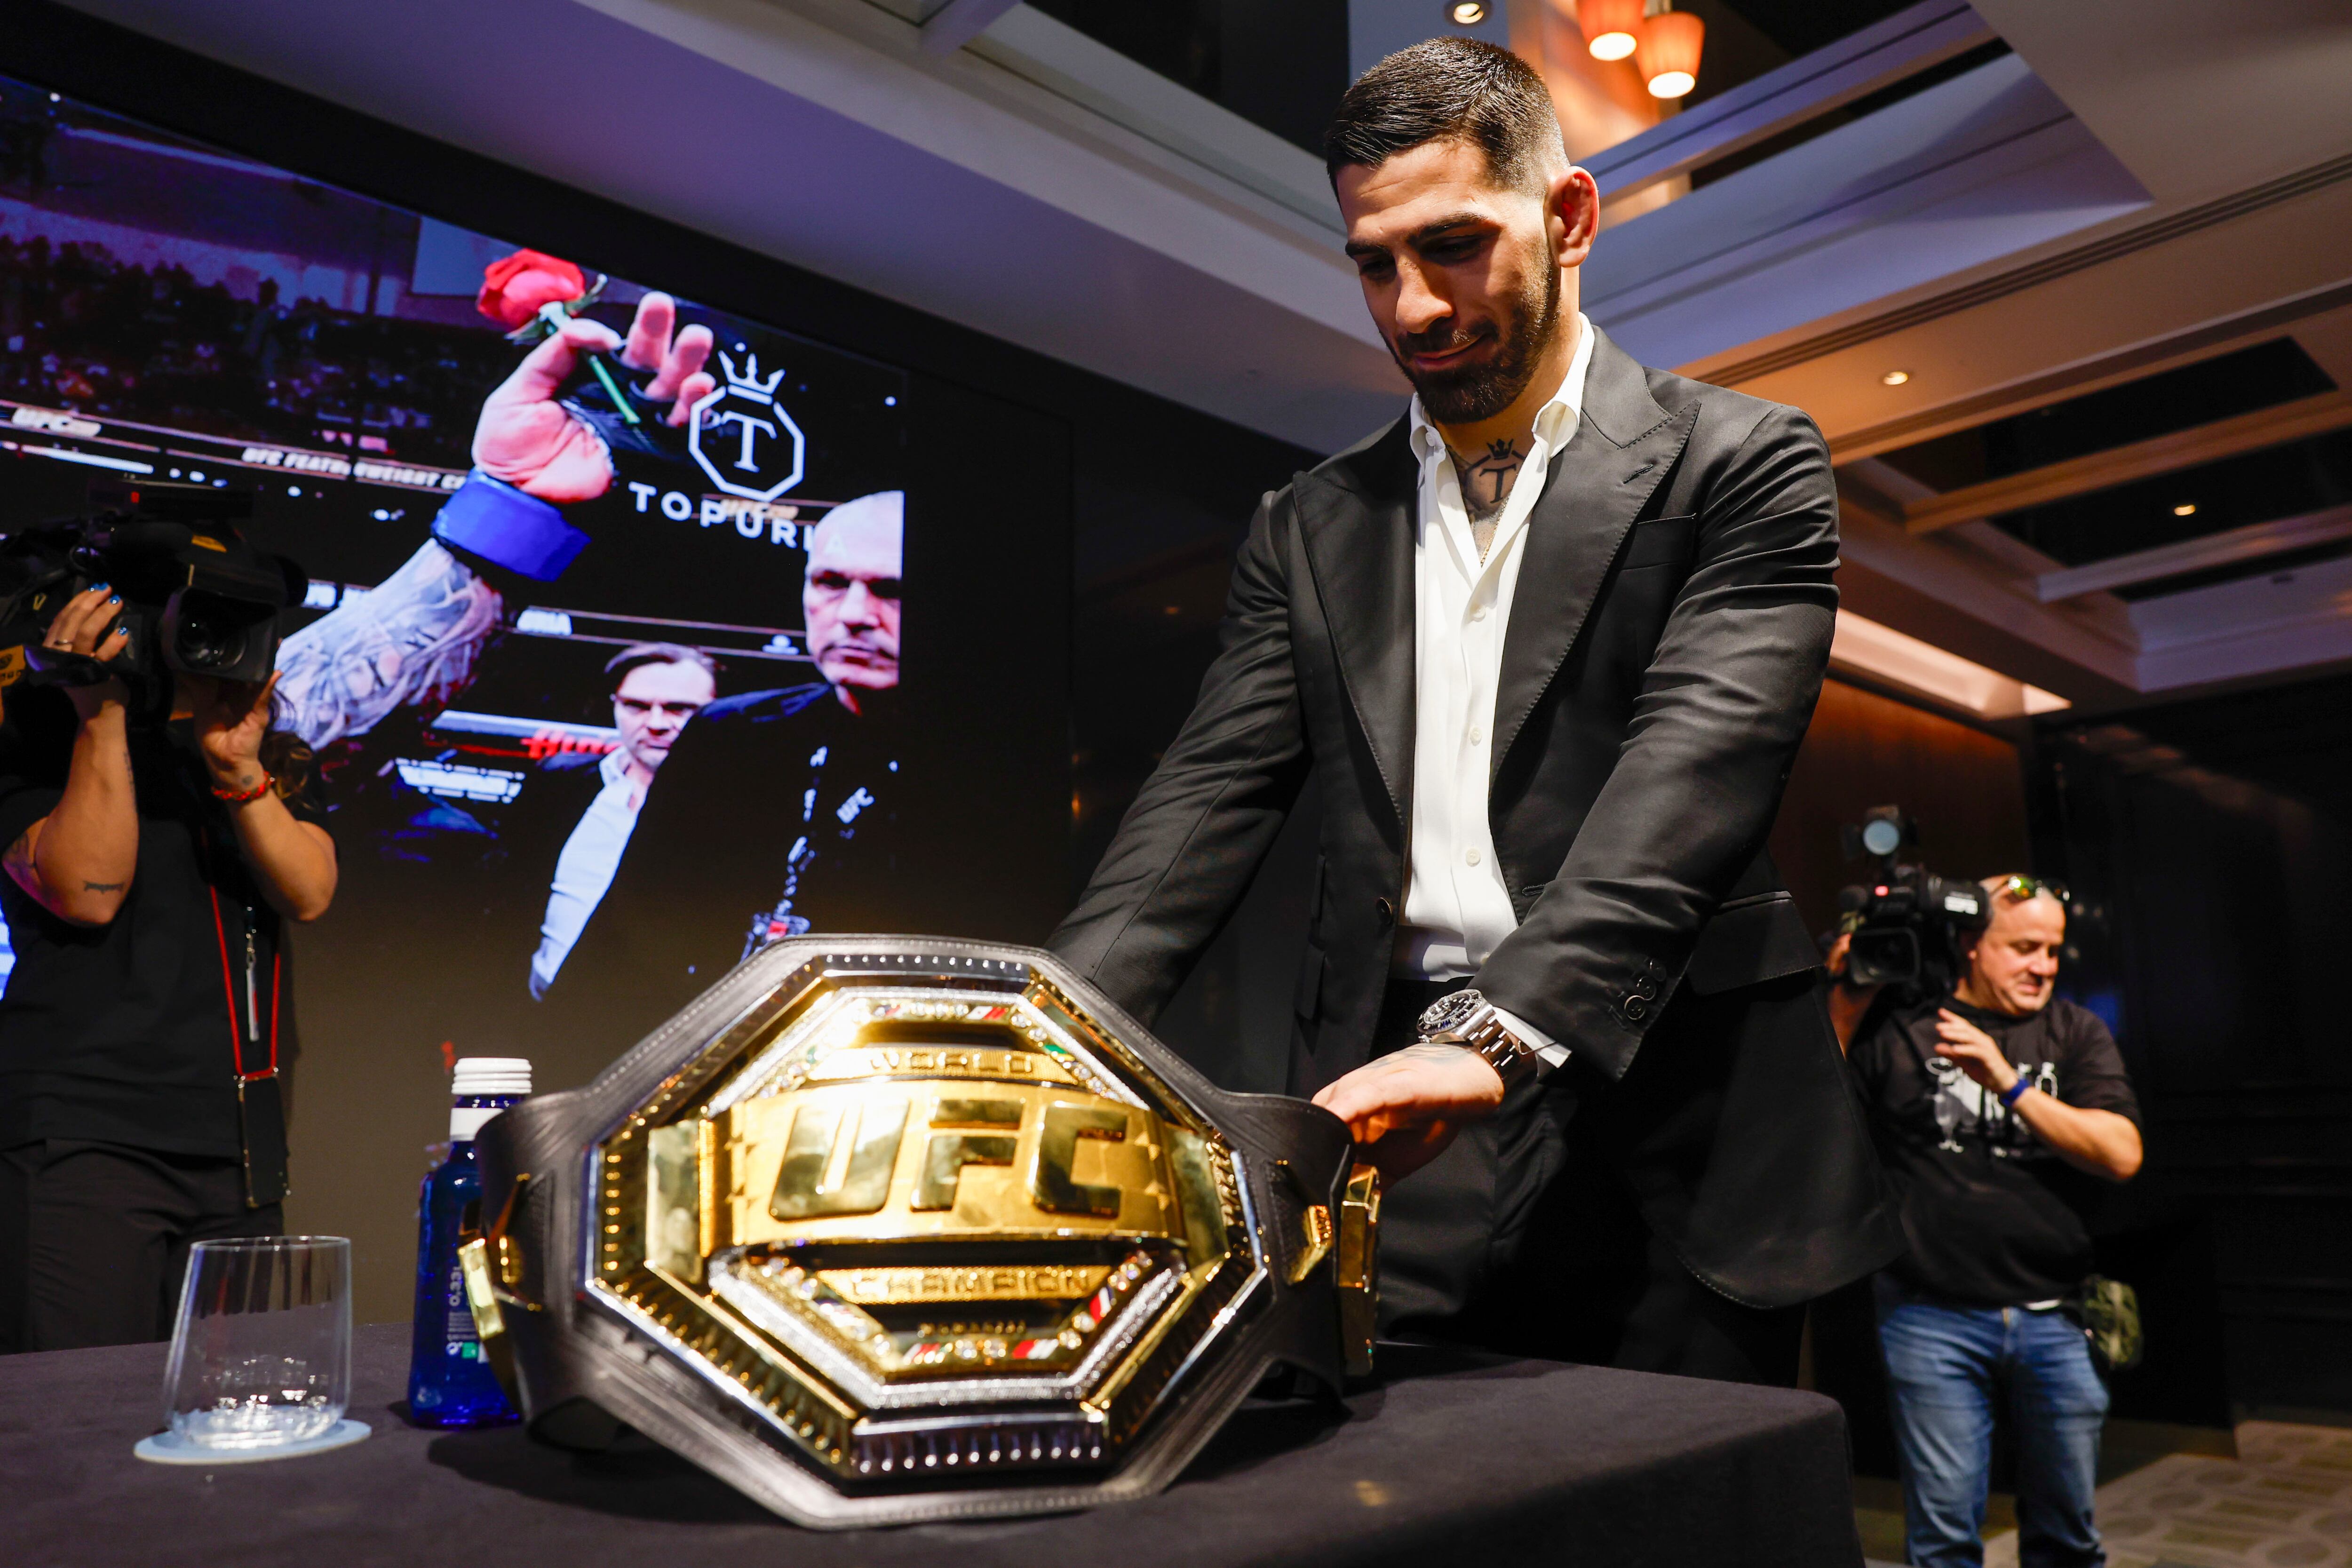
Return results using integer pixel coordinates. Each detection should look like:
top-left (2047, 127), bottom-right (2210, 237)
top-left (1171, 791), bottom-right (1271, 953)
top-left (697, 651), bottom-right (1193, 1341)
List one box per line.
top-left (463, 936), bottom-right (1380, 1527)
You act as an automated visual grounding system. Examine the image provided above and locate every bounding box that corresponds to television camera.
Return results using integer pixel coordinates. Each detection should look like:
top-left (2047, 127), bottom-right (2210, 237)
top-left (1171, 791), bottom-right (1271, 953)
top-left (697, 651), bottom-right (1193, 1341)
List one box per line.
top-left (1836, 806), bottom-right (1990, 997)
top-left (0, 479), bottom-right (304, 718)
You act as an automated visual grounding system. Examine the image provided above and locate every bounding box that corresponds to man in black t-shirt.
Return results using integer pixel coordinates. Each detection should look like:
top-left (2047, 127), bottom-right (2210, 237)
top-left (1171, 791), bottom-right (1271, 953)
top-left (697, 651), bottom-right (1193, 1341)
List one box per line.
top-left (1843, 876), bottom-right (2142, 1568)
top-left (0, 584), bottom-right (337, 1353)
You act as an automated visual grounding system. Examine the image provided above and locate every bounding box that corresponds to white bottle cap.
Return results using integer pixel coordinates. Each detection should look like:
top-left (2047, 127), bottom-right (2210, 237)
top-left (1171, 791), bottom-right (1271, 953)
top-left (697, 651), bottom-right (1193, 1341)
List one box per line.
top-left (449, 1058), bottom-right (532, 1141)
top-left (452, 1057), bottom-right (532, 1097)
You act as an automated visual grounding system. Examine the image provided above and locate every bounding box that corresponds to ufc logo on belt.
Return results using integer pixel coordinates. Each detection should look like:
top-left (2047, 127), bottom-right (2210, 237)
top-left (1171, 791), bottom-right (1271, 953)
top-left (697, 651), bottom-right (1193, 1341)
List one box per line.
top-left (715, 1081), bottom-right (1186, 1246)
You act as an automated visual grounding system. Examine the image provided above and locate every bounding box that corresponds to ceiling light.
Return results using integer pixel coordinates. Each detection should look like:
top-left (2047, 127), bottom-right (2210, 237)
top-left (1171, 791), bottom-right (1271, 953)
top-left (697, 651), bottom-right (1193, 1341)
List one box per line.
top-left (1880, 369), bottom-right (1910, 386)
top-left (1638, 8), bottom-right (1704, 98)
top-left (1580, 0), bottom-right (1642, 61)
top-left (1448, 0), bottom-right (1488, 22)
top-left (2173, 502), bottom-right (2197, 516)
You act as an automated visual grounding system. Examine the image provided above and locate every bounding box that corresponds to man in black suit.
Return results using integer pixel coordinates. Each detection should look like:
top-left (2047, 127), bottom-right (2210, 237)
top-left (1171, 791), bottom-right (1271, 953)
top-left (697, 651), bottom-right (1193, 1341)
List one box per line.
top-left (1050, 38), bottom-right (1899, 1383)
top-left (524, 641), bottom-right (717, 1001)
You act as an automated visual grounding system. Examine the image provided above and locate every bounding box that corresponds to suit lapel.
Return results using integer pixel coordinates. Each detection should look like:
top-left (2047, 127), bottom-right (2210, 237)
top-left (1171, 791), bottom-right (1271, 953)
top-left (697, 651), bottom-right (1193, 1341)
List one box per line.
top-left (1491, 328), bottom-right (1695, 785)
top-left (1297, 420), bottom-right (1418, 829)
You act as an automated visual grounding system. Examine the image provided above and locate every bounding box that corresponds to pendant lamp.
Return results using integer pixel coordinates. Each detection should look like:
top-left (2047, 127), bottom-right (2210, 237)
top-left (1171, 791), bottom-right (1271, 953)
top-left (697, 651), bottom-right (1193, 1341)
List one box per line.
top-left (1578, 0), bottom-right (1643, 62)
top-left (1638, 7), bottom-right (1705, 98)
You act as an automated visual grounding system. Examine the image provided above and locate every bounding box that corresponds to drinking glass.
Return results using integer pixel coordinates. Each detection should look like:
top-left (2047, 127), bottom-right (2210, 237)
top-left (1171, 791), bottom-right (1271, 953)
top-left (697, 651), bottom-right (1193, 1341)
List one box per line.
top-left (162, 1236), bottom-right (352, 1450)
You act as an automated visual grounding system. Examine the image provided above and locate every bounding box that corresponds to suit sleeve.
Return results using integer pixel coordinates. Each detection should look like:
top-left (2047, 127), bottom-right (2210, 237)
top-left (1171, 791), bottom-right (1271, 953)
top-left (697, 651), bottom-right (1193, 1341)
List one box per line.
top-left (1048, 490), bottom-right (1311, 1023)
top-left (1477, 404), bottom-right (1838, 1079)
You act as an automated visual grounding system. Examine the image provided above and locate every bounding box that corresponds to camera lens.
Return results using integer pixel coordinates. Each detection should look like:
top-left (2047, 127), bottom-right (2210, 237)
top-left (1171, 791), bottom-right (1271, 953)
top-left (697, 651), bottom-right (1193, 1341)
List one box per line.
top-left (1850, 928), bottom-right (1919, 988)
top-left (1860, 819), bottom-right (1902, 857)
top-left (174, 613), bottom-right (245, 671)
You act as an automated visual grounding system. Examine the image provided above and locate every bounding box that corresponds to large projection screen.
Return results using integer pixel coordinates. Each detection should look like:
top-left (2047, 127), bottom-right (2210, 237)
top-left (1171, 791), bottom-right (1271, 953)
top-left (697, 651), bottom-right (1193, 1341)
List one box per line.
top-left (0, 69), bottom-right (1073, 1311)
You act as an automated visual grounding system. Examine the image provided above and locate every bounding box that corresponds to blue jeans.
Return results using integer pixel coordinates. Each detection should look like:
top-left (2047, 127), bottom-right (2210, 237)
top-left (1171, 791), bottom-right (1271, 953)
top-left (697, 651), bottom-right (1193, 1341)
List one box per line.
top-left (1874, 1275), bottom-right (2109, 1568)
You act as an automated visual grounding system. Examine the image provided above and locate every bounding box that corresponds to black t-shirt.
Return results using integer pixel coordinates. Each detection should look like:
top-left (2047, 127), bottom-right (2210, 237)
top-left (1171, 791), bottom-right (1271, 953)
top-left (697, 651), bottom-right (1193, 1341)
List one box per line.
top-left (1847, 994), bottom-right (2140, 1306)
top-left (0, 686), bottom-right (330, 1158)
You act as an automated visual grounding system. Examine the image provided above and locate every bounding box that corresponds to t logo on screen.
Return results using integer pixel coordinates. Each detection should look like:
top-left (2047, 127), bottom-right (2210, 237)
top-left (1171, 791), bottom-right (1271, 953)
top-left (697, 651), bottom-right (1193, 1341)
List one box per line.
top-left (688, 347), bottom-right (807, 502)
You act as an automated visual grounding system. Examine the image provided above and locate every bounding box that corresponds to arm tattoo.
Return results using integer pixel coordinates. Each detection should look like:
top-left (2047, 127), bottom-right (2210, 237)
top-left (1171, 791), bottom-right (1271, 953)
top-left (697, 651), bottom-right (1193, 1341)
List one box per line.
top-left (2, 831), bottom-right (46, 912)
top-left (273, 540), bottom-right (506, 748)
top-left (80, 879), bottom-right (126, 893)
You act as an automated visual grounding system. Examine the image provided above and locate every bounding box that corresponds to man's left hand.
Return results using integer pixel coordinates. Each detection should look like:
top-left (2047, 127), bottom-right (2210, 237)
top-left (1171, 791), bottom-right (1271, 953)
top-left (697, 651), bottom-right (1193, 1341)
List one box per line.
top-left (1310, 1043), bottom-right (1507, 1183)
top-left (191, 672), bottom-right (279, 794)
top-left (1933, 1009), bottom-right (2020, 1095)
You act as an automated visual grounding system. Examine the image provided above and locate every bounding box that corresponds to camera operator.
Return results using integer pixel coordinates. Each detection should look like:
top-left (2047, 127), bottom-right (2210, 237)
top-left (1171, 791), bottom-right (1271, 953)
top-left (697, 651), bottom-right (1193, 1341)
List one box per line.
top-left (1837, 876), bottom-right (2142, 1568)
top-left (0, 585), bottom-right (335, 1353)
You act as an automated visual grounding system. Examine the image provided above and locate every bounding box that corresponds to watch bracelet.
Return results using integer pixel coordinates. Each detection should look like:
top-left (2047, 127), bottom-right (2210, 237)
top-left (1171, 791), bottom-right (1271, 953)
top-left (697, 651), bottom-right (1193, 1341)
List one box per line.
top-left (1428, 1026), bottom-right (1542, 1088)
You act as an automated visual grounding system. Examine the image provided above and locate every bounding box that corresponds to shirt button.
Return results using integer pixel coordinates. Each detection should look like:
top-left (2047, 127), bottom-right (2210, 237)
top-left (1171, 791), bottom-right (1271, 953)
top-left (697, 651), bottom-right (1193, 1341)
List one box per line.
top-left (1468, 725), bottom-right (1483, 745)
top-left (1470, 606), bottom-right (1489, 623)
top-left (1465, 848), bottom-right (1482, 867)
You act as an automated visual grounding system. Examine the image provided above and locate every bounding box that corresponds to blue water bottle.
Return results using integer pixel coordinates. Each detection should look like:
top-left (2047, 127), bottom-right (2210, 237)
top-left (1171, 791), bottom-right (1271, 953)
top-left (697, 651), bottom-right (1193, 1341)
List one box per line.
top-left (407, 1056), bottom-right (531, 1426)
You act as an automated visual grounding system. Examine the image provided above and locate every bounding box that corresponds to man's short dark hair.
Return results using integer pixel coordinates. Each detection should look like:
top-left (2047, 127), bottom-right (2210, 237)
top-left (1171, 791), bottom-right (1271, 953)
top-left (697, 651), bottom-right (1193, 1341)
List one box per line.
top-left (605, 641), bottom-right (718, 690)
top-left (1324, 36), bottom-right (1565, 192)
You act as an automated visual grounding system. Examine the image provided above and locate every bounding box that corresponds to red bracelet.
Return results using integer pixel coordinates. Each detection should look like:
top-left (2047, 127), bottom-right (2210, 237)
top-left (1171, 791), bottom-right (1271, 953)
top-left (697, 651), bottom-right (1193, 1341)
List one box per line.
top-left (212, 772), bottom-right (274, 805)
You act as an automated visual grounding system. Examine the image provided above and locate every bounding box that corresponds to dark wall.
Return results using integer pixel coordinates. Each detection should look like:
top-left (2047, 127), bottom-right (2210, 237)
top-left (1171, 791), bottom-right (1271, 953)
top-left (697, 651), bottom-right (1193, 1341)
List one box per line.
top-left (2035, 671), bottom-right (2352, 1423)
top-left (1767, 677), bottom-right (2033, 933)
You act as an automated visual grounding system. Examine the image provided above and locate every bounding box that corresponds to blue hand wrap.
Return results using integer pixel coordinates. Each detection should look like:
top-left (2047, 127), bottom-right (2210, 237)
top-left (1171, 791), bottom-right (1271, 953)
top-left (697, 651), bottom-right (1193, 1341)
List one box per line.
top-left (431, 471), bottom-right (589, 582)
top-left (1999, 1075), bottom-right (2032, 1108)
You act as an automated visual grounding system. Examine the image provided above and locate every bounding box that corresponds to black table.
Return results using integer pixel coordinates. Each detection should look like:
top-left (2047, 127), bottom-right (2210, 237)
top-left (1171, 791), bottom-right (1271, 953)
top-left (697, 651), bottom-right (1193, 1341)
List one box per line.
top-left (0, 1322), bottom-right (1863, 1566)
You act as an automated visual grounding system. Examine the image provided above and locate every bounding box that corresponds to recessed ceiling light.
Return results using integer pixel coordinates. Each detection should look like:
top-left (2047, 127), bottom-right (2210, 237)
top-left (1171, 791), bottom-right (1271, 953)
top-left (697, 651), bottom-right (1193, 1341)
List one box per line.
top-left (1880, 369), bottom-right (1910, 386)
top-left (1449, 0), bottom-right (1487, 22)
top-left (2173, 502), bottom-right (2197, 516)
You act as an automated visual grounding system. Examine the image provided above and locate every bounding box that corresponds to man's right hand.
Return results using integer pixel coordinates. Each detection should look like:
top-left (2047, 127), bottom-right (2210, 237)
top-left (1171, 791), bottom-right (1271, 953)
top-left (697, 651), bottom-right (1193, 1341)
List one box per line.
top-left (471, 291), bottom-right (717, 503)
top-left (44, 583), bottom-right (131, 723)
top-left (1311, 1042), bottom-right (1509, 1184)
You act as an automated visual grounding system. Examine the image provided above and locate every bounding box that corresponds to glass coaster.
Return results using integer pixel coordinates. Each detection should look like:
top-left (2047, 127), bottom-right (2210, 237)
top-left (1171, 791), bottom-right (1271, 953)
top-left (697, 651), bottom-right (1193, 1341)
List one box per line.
top-left (134, 1418), bottom-right (372, 1465)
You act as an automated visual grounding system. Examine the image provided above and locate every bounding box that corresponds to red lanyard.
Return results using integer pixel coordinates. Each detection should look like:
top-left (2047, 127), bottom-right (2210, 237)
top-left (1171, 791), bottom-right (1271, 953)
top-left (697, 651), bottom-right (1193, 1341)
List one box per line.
top-left (207, 886), bottom-right (280, 1082)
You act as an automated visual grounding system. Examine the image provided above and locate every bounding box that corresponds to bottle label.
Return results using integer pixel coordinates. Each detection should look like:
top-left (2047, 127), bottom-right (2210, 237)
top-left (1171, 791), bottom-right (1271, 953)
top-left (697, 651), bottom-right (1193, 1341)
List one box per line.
top-left (445, 1265), bottom-right (481, 1351)
top-left (450, 1105), bottom-right (503, 1141)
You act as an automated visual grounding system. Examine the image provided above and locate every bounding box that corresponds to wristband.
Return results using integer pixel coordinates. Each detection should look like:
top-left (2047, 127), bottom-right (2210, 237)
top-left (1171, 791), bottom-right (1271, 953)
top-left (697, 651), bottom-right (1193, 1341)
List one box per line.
top-left (431, 470), bottom-right (590, 582)
top-left (1998, 1076), bottom-right (2032, 1109)
top-left (212, 772), bottom-right (274, 805)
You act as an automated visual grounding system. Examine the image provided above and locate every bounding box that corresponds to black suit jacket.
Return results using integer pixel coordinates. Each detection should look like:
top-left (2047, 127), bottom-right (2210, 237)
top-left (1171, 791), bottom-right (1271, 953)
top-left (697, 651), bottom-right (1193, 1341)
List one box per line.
top-left (1050, 328), bottom-right (1899, 1306)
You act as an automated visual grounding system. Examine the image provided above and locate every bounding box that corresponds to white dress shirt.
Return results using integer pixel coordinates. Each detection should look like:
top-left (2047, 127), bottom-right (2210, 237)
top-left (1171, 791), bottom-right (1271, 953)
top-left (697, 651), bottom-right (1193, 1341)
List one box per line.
top-left (1397, 314), bottom-right (1597, 1064)
top-left (531, 748), bottom-right (642, 998)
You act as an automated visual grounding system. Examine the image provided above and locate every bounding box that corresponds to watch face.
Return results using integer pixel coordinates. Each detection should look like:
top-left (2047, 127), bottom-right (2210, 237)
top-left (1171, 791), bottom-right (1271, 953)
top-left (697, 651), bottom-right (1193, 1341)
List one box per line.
top-left (1417, 990), bottom-right (1481, 1036)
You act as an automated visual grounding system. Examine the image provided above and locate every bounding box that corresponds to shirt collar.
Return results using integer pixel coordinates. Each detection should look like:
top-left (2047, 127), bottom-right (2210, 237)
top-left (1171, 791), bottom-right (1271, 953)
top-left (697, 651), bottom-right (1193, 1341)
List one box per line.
top-left (1408, 312), bottom-right (1596, 473)
top-left (598, 746), bottom-right (632, 788)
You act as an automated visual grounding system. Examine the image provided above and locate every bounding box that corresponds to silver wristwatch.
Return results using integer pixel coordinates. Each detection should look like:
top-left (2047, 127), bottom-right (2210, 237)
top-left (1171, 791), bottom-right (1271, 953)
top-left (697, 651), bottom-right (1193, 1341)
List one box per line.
top-left (1417, 988), bottom-right (1544, 1089)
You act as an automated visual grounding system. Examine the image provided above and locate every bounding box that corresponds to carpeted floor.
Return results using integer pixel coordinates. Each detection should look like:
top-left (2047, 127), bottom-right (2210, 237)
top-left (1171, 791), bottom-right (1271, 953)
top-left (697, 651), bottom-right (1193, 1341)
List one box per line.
top-left (1855, 1420), bottom-right (2352, 1568)
top-left (1980, 1420), bottom-right (2352, 1568)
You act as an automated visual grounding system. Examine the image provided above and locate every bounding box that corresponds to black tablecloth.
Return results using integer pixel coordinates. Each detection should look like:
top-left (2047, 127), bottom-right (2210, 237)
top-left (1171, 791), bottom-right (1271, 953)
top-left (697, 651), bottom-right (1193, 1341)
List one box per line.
top-left (0, 1322), bottom-right (1862, 1566)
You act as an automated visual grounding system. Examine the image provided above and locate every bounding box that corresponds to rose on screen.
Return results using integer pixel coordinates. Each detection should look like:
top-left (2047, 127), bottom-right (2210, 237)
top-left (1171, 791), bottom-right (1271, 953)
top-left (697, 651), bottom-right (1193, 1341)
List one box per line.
top-left (477, 250), bottom-right (590, 334)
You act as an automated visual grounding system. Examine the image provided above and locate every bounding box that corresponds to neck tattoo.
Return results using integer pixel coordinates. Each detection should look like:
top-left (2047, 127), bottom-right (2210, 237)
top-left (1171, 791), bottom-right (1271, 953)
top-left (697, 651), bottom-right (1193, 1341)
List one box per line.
top-left (1450, 437), bottom-right (1527, 560)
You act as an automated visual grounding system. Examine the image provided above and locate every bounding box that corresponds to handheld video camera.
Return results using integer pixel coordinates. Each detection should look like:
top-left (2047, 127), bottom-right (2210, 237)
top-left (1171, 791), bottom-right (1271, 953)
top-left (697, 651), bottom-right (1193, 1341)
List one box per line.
top-left (0, 479), bottom-right (306, 717)
top-left (1836, 806), bottom-right (1989, 999)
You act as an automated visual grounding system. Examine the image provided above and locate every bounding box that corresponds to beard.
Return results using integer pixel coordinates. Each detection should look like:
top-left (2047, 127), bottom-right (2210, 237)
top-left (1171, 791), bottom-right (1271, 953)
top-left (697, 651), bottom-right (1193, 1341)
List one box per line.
top-left (1388, 250), bottom-right (1562, 425)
